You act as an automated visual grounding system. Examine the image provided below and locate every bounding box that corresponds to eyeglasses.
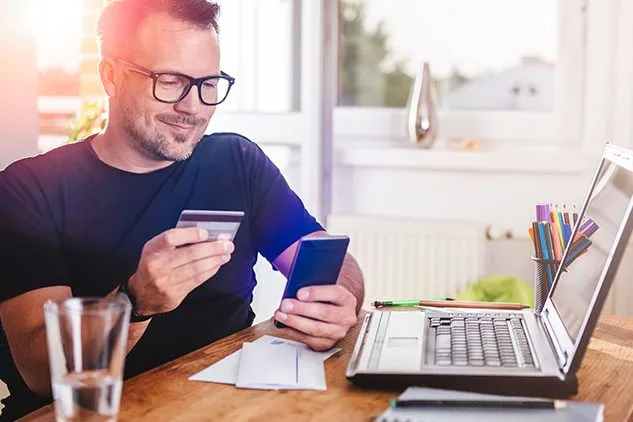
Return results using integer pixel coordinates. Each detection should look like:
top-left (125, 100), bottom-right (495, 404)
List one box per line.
top-left (114, 58), bottom-right (235, 106)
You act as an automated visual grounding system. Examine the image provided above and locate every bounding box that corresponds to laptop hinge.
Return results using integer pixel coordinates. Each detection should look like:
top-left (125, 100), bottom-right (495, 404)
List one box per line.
top-left (538, 309), bottom-right (568, 369)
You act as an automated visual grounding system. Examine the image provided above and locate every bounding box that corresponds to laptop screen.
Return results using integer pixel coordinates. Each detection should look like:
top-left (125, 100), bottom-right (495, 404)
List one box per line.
top-left (550, 159), bottom-right (633, 341)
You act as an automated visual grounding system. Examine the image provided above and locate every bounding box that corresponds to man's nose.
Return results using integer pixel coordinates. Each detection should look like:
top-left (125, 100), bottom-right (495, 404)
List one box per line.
top-left (174, 84), bottom-right (204, 115)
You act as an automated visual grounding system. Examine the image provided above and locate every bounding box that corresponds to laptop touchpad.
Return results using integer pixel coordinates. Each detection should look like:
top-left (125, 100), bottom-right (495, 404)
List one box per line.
top-left (388, 337), bottom-right (419, 347)
top-left (376, 312), bottom-right (424, 371)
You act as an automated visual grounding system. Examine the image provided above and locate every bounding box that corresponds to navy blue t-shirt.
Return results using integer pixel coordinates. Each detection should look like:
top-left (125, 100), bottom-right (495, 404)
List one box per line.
top-left (0, 133), bottom-right (323, 419)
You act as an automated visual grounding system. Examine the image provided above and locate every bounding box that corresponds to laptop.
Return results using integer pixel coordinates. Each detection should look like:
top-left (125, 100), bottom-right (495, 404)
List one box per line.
top-left (346, 142), bottom-right (633, 398)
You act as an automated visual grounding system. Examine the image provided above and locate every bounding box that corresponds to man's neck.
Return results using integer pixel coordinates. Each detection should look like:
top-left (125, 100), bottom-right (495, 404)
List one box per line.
top-left (91, 126), bottom-right (174, 174)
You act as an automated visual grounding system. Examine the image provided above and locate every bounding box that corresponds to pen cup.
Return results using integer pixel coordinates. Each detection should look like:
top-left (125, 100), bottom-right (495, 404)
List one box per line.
top-left (531, 256), bottom-right (561, 314)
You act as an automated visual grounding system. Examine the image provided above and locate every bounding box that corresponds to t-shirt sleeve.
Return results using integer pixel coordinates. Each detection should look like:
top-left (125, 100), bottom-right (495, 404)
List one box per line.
top-left (0, 163), bottom-right (71, 302)
top-left (241, 140), bottom-right (324, 263)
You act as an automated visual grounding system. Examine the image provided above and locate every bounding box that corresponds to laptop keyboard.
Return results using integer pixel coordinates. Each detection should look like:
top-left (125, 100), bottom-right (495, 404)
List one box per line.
top-left (431, 314), bottom-right (535, 368)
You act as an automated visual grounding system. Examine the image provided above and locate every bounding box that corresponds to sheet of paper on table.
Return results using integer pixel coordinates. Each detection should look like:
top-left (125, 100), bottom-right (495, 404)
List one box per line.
top-left (189, 335), bottom-right (341, 390)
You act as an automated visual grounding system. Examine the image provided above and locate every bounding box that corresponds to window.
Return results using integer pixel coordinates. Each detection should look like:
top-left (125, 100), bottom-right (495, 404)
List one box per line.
top-left (216, 0), bottom-right (301, 113)
top-left (335, 0), bottom-right (586, 145)
top-left (27, 0), bottom-right (83, 150)
top-left (211, 0), bottom-right (312, 146)
top-left (210, 0), bottom-right (324, 217)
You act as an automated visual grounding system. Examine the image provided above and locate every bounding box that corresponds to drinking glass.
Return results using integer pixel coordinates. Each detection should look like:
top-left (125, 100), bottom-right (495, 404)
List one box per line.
top-left (44, 298), bottom-right (130, 421)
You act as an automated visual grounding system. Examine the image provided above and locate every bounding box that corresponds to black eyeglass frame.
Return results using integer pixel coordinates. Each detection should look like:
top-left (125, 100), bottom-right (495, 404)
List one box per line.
top-left (114, 58), bottom-right (235, 106)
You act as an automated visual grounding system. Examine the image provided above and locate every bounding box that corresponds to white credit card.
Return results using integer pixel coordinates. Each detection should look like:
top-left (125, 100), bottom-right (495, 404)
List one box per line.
top-left (175, 210), bottom-right (244, 241)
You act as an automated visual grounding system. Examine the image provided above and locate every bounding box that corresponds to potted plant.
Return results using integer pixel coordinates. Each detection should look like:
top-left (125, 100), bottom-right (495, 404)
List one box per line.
top-left (67, 99), bottom-right (107, 143)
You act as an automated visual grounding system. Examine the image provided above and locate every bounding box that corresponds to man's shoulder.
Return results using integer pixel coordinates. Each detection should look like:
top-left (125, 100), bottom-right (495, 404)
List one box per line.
top-left (3, 141), bottom-right (87, 179)
top-left (1, 141), bottom-right (89, 198)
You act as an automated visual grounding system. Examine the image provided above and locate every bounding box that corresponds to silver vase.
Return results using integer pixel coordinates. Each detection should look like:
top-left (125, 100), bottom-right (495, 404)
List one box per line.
top-left (406, 62), bottom-right (438, 147)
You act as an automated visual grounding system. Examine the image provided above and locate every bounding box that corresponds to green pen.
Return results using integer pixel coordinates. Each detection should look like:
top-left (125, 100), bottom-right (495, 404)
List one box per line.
top-left (372, 298), bottom-right (452, 307)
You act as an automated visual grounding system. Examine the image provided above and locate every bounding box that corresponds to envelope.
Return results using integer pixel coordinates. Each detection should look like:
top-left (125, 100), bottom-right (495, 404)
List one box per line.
top-left (188, 335), bottom-right (340, 390)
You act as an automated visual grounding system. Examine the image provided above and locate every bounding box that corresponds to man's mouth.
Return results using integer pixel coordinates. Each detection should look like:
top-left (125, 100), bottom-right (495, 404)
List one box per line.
top-left (159, 119), bottom-right (197, 132)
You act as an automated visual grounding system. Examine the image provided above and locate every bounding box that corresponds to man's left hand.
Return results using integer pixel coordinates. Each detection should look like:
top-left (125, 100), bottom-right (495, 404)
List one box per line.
top-left (274, 285), bottom-right (358, 351)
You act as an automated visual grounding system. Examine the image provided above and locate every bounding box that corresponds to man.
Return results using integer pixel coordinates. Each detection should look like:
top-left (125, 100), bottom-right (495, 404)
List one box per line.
top-left (0, 0), bottom-right (364, 419)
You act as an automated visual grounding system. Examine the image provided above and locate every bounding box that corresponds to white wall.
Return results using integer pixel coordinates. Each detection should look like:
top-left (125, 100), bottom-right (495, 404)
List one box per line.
top-left (332, 163), bottom-right (591, 279)
top-left (0, 2), bottom-right (38, 170)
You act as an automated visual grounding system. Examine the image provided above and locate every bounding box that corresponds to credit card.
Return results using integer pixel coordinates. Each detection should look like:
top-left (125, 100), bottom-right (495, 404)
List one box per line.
top-left (175, 210), bottom-right (244, 241)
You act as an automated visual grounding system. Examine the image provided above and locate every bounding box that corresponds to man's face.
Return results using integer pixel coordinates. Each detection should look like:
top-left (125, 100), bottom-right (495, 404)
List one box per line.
top-left (116, 13), bottom-right (221, 162)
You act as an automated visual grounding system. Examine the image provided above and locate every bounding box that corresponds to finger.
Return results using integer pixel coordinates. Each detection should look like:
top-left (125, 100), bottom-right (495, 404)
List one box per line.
top-left (274, 310), bottom-right (347, 341)
top-left (279, 299), bottom-right (356, 327)
top-left (272, 326), bottom-right (338, 352)
top-left (170, 240), bottom-right (234, 268)
top-left (145, 227), bottom-right (208, 252)
top-left (173, 254), bottom-right (231, 286)
top-left (178, 267), bottom-right (220, 294)
top-left (296, 285), bottom-right (356, 307)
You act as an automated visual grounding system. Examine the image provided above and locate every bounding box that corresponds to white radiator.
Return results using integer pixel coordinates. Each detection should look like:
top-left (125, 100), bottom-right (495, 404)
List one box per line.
top-left (327, 214), bottom-right (487, 306)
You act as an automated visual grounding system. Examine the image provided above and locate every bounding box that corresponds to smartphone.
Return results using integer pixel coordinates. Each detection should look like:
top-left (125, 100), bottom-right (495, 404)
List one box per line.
top-left (274, 235), bottom-right (350, 328)
top-left (175, 210), bottom-right (245, 241)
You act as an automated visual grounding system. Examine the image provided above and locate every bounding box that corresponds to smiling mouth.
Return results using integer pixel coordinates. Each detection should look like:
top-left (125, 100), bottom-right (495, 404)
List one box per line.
top-left (160, 120), bottom-right (197, 131)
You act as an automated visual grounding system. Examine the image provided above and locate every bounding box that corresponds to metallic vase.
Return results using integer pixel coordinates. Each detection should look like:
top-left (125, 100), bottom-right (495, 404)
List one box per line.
top-left (406, 62), bottom-right (438, 147)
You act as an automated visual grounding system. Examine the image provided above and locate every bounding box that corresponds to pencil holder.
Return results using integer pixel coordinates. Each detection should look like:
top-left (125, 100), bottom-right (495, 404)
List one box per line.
top-left (531, 256), bottom-right (560, 314)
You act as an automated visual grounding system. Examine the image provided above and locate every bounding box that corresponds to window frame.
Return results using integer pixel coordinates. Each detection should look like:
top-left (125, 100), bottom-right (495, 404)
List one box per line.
top-left (210, 0), bottom-right (327, 220)
top-left (332, 0), bottom-right (588, 146)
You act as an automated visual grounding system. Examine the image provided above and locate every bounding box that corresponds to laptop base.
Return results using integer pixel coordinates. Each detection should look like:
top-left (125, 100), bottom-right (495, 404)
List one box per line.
top-left (347, 373), bottom-right (578, 399)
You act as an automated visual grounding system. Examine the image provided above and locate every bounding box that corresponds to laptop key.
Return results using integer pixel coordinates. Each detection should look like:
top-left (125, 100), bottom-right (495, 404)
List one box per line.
top-left (436, 334), bottom-right (451, 350)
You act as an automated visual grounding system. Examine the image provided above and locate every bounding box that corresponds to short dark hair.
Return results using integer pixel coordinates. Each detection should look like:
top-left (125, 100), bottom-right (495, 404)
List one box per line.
top-left (97, 0), bottom-right (221, 58)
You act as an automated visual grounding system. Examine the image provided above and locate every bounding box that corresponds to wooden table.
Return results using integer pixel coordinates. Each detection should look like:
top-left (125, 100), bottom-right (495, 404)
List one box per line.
top-left (21, 314), bottom-right (633, 422)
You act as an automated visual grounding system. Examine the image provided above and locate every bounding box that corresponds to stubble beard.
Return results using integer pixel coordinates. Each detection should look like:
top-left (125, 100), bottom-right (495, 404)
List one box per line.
top-left (120, 97), bottom-right (207, 162)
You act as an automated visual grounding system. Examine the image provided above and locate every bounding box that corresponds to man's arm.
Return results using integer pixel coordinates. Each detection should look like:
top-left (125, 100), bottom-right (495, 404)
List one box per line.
top-left (0, 286), bottom-right (150, 397)
top-left (0, 226), bottom-right (233, 398)
top-left (336, 253), bottom-right (365, 314)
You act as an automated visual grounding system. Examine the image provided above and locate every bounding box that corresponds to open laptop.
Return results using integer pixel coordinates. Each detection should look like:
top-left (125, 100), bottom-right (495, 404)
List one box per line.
top-left (346, 142), bottom-right (633, 398)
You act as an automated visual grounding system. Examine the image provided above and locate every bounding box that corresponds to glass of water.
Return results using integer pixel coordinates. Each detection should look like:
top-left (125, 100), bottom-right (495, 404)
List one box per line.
top-left (44, 298), bottom-right (131, 422)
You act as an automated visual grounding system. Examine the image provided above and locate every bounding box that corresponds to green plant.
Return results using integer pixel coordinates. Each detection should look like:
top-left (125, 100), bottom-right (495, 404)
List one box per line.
top-left (67, 100), bottom-right (107, 143)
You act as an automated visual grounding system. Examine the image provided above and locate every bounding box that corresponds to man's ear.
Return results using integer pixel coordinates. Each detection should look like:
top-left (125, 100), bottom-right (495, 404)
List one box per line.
top-left (99, 57), bottom-right (120, 98)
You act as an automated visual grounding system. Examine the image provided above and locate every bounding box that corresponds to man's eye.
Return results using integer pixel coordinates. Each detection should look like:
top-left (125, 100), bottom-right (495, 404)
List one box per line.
top-left (158, 76), bottom-right (184, 88)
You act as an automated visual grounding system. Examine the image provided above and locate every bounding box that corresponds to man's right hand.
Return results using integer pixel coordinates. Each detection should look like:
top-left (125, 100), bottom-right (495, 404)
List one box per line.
top-left (128, 227), bottom-right (234, 316)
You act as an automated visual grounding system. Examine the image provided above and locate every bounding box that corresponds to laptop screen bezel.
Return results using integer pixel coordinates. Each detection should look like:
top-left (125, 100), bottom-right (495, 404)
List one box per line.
top-left (541, 142), bottom-right (633, 375)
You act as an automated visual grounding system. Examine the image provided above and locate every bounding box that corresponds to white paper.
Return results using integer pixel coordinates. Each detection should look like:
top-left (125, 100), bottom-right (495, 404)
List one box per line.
top-left (294, 347), bottom-right (327, 391)
top-left (188, 348), bottom-right (241, 384)
top-left (188, 335), bottom-right (339, 390)
top-left (235, 342), bottom-right (327, 390)
top-left (257, 335), bottom-right (341, 361)
top-left (235, 342), bottom-right (298, 388)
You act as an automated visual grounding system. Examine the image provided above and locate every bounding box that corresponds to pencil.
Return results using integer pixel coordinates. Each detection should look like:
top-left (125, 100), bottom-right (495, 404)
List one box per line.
top-left (532, 221), bottom-right (543, 258)
top-left (418, 300), bottom-right (527, 310)
top-left (372, 298), bottom-right (452, 307)
top-left (372, 299), bottom-right (527, 310)
top-left (390, 398), bottom-right (567, 410)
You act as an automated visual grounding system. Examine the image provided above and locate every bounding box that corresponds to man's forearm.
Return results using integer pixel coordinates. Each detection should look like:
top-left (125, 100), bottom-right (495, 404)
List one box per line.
top-left (337, 253), bottom-right (365, 313)
top-left (16, 315), bottom-right (148, 398)
top-left (105, 288), bottom-right (150, 353)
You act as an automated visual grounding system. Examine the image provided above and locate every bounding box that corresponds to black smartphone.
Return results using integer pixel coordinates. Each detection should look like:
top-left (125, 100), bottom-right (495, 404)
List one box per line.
top-left (274, 235), bottom-right (350, 328)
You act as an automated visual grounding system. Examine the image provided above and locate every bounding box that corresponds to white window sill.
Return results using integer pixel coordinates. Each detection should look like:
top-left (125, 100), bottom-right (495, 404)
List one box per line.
top-left (336, 140), bottom-right (592, 174)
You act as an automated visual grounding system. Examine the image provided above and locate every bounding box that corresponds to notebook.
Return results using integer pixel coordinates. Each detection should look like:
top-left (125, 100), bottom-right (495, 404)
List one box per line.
top-left (375, 387), bottom-right (604, 422)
